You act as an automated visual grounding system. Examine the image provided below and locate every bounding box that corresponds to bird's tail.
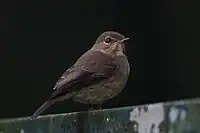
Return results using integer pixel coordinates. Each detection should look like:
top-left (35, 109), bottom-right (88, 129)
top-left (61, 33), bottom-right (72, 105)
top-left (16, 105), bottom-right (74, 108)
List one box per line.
top-left (31, 93), bottom-right (75, 120)
top-left (31, 100), bottom-right (55, 120)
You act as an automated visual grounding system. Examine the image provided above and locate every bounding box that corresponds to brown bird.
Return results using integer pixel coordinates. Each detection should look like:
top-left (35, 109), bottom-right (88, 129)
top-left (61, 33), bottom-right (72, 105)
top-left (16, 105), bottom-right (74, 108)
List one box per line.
top-left (31, 31), bottom-right (130, 120)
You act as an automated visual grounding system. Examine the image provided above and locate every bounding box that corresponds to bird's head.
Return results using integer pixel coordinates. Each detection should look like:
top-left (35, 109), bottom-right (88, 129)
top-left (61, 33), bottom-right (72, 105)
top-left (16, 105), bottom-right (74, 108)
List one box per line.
top-left (91, 31), bottom-right (129, 57)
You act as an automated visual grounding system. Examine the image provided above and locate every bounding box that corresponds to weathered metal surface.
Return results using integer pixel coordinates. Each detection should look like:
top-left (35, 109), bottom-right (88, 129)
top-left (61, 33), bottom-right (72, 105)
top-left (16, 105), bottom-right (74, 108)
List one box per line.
top-left (0, 98), bottom-right (200, 133)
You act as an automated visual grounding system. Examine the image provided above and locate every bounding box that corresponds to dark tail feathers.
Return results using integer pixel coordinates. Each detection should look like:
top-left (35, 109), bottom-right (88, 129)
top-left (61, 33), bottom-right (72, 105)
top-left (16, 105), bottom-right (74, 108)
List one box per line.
top-left (31, 93), bottom-right (74, 120)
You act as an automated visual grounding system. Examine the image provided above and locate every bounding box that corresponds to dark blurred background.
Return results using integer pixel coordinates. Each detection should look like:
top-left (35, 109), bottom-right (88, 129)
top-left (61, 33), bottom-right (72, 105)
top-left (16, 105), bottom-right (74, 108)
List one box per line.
top-left (0, 0), bottom-right (200, 119)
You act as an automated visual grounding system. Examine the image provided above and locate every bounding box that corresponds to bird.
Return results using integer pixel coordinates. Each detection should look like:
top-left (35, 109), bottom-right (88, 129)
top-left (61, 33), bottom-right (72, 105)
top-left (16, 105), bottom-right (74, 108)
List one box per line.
top-left (31, 31), bottom-right (131, 120)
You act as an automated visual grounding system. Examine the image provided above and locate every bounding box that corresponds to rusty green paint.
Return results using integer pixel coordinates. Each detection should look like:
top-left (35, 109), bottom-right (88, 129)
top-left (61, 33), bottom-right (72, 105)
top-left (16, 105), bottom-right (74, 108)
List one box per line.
top-left (0, 98), bottom-right (200, 133)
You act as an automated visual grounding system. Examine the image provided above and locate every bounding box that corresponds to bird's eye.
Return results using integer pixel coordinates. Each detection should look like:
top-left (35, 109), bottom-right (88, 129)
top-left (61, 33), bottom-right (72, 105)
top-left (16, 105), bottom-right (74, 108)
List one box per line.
top-left (105, 37), bottom-right (112, 43)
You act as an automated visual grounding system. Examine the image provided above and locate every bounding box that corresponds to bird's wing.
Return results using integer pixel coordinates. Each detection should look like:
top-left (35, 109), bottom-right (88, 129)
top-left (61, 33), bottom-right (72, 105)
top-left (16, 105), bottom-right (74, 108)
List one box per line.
top-left (49, 50), bottom-right (117, 100)
top-left (52, 65), bottom-right (82, 91)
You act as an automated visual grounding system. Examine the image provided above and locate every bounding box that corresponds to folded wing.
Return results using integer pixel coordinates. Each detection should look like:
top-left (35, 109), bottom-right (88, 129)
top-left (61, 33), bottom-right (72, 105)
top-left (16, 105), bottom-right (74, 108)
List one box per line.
top-left (49, 50), bottom-right (117, 100)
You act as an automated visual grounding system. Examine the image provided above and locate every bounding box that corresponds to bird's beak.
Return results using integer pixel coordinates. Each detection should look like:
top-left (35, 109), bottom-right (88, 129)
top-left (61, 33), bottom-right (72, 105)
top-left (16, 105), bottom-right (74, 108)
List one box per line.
top-left (118, 38), bottom-right (130, 43)
top-left (121, 38), bottom-right (130, 42)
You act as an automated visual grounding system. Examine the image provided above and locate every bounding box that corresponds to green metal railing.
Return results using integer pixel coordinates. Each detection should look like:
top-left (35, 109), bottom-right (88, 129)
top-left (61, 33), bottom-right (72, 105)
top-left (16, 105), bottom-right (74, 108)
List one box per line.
top-left (0, 98), bottom-right (200, 133)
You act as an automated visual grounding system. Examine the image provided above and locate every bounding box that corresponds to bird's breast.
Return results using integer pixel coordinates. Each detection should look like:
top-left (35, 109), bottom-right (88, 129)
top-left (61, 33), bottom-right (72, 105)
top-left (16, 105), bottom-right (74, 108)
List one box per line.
top-left (73, 56), bottom-right (130, 104)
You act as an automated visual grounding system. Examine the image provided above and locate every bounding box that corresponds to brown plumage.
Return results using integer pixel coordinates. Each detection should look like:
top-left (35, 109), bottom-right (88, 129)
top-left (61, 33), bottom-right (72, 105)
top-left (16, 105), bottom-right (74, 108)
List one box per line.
top-left (31, 31), bottom-right (130, 120)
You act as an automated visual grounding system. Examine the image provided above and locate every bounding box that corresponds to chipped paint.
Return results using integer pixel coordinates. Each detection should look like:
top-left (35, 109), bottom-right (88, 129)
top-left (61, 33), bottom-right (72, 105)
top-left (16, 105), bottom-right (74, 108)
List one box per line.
top-left (0, 98), bottom-right (200, 133)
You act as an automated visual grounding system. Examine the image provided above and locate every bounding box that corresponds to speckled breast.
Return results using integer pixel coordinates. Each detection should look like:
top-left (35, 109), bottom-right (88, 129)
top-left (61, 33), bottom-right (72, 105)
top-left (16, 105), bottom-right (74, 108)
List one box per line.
top-left (73, 56), bottom-right (130, 104)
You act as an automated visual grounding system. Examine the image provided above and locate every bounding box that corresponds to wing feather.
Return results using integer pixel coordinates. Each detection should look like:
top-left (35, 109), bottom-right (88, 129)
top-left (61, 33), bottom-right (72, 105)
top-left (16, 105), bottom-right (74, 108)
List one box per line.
top-left (49, 50), bottom-right (117, 100)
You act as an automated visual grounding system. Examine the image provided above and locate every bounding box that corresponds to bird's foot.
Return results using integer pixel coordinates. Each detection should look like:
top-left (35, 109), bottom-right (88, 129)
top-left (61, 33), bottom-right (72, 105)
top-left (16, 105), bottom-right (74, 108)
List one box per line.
top-left (97, 105), bottom-right (102, 110)
top-left (88, 108), bottom-right (95, 111)
top-left (88, 104), bottom-right (102, 111)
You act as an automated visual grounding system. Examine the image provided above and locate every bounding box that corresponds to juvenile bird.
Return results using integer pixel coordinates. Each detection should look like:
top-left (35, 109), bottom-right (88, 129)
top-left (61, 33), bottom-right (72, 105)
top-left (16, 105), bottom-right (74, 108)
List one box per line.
top-left (31, 31), bottom-right (130, 120)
